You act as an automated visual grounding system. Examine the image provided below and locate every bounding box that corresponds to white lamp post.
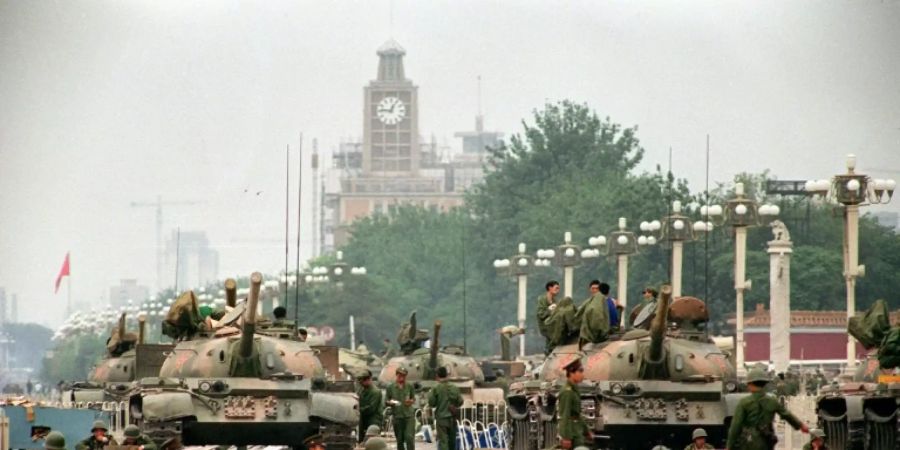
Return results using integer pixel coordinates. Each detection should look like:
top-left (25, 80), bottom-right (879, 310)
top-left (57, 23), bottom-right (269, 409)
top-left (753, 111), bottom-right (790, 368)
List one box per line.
top-left (538, 232), bottom-right (581, 298)
top-left (584, 217), bottom-right (639, 326)
top-left (639, 201), bottom-right (706, 297)
top-left (493, 242), bottom-right (534, 357)
top-left (805, 154), bottom-right (895, 370)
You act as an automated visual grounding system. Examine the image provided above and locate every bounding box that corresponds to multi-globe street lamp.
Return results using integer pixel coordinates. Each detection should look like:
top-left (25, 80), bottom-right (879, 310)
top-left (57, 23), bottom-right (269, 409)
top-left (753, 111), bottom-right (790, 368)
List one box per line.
top-left (804, 154), bottom-right (895, 369)
top-left (535, 232), bottom-right (582, 298)
top-left (493, 243), bottom-right (536, 357)
top-left (307, 251), bottom-right (368, 284)
top-left (639, 201), bottom-right (708, 297)
top-left (582, 218), bottom-right (638, 326)
top-left (702, 182), bottom-right (780, 374)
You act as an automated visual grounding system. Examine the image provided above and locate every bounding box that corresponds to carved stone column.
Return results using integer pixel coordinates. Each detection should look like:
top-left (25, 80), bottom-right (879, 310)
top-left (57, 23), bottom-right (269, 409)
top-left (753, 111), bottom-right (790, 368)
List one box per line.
top-left (767, 221), bottom-right (793, 374)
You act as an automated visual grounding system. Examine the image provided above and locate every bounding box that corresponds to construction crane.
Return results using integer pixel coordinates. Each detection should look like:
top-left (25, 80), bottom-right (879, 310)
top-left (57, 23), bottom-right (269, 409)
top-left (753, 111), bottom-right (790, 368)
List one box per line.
top-left (130, 195), bottom-right (204, 291)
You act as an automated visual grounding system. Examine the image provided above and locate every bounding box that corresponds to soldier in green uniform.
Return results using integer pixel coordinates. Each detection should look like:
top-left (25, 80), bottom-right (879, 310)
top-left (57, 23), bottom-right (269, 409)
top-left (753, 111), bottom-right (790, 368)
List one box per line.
top-left (75, 420), bottom-right (117, 450)
top-left (545, 296), bottom-right (581, 348)
top-left (44, 431), bottom-right (67, 450)
top-left (578, 281), bottom-right (610, 346)
top-left (121, 425), bottom-right (157, 450)
top-left (304, 434), bottom-right (327, 450)
top-left (684, 428), bottom-right (714, 450)
top-left (558, 358), bottom-right (591, 449)
top-left (428, 366), bottom-right (463, 450)
top-left (386, 366), bottom-right (416, 450)
top-left (802, 429), bottom-right (828, 450)
top-left (357, 370), bottom-right (384, 443)
top-left (725, 369), bottom-right (808, 450)
top-left (537, 281), bottom-right (561, 353)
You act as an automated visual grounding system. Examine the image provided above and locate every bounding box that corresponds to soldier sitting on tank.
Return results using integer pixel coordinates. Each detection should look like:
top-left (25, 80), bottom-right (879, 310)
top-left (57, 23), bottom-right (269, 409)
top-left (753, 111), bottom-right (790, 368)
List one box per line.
top-left (75, 421), bottom-right (117, 450)
top-left (578, 280), bottom-right (610, 347)
top-left (802, 428), bottom-right (828, 450)
top-left (544, 296), bottom-right (580, 348)
top-left (629, 287), bottom-right (658, 330)
top-left (536, 280), bottom-right (562, 353)
top-left (684, 428), bottom-right (713, 450)
top-left (121, 425), bottom-right (157, 450)
top-left (162, 291), bottom-right (213, 340)
top-left (397, 312), bottom-right (431, 355)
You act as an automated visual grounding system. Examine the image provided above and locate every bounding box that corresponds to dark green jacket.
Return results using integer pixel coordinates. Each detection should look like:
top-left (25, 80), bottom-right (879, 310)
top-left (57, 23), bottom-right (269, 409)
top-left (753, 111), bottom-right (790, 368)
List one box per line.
top-left (536, 293), bottom-right (557, 338)
top-left (683, 444), bottom-right (714, 450)
top-left (75, 436), bottom-right (118, 450)
top-left (801, 443), bottom-right (829, 450)
top-left (428, 380), bottom-right (463, 420)
top-left (385, 382), bottom-right (416, 419)
top-left (557, 380), bottom-right (588, 444)
top-left (578, 294), bottom-right (610, 344)
top-left (122, 435), bottom-right (157, 450)
top-left (358, 384), bottom-right (384, 424)
top-left (726, 391), bottom-right (804, 450)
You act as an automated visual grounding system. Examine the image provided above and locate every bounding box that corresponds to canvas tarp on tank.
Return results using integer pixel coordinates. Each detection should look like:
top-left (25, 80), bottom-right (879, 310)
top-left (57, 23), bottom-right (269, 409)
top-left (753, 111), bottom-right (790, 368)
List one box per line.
top-left (847, 299), bottom-right (891, 348)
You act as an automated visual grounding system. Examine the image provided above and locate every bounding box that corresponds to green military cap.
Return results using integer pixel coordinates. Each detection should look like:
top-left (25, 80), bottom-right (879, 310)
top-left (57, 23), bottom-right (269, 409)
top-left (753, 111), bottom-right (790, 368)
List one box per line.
top-left (365, 425), bottom-right (381, 436)
top-left (747, 368), bottom-right (770, 384)
top-left (356, 369), bottom-right (372, 380)
top-left (395, 366), bottom-right (408, 375)
top-left (810, 429), bottom-right (825, 439)
top-left (124, 425), bottom-right (141, 438)
top-left (44, 431), bottom-right (66, 450)
top-left (573, 447), bottom-right (590, 450)
top-left (303, 434), bottom-right (325, 447)
top-left (364, 437), bottom-right (387, 450)
top-left (692, 428), bottom-right (708, 439)
top-left (563, 357), bottom-right (583, 373)
top-left (90, 420), bottom-right (108, 432)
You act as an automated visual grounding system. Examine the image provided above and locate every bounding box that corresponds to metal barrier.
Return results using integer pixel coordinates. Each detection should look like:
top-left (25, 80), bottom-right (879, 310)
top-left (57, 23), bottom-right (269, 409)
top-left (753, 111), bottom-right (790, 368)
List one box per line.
top-left (382, 402), bottom-right (509, 448)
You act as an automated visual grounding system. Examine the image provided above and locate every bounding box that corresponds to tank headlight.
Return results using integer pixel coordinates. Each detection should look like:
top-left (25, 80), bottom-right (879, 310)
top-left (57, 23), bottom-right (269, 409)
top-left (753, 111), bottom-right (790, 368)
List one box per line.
top-left (726, 381), bottom-right (737, 393)
top-left (624, 383), bottom-right (637, 395)
top-left (611, 383), bottom-right (623, 395)
top-left (199, 381), bottom-right (211, 392)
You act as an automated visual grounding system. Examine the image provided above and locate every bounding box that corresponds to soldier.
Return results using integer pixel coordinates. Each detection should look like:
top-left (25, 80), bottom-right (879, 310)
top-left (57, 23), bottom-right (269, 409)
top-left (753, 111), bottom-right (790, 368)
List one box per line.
top-left (385, 366), bottom-right (416, 450)
top-left (297, 327), bottom-right (308, 342)
top-left (629, 287), bottom-right (658, 329)
top-left (558, 358), bottom-right (591, 449)
top-left (357, 370), bottom-right (384, 443)
top-left (802, 429), bottom-right (828, 450)
top-left (684, 428), bottom-right (714, 450)
top-left (44, 431), bottom-right (67, 450)
top-left (428, 366), bottom-right (463, 450)
top-left (304, 434), bottom-right (327, 450)
top-left (578, 280), bottom-right (610, 346)
top-left (545, 296), bottom-right (580, 348)
top-left (121, 425), bottom-right (157, 450)
top-left (272, 306), bottom-right (287, 326)
top-left (725, 369), bottom-right (808, 450)
top-left (75, 421), bottom-right (117, 450)
top-left (537, 281), bottom-right (561, 352)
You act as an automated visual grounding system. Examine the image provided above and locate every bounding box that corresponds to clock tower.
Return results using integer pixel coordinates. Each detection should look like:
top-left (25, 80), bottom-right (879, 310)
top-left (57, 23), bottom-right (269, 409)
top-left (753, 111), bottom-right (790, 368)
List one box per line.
top-left (363, 39), bottom-right (419, 175)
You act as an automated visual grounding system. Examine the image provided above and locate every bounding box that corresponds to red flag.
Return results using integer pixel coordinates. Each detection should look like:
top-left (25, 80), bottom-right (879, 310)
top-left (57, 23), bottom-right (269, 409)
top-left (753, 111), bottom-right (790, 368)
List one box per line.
top-left (54, 252), bottom-right (70, 294)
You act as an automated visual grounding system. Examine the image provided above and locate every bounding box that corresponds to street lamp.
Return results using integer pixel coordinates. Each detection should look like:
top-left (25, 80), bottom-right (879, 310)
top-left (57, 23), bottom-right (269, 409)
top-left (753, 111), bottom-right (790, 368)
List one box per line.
top-left (703, 181), bottom-right (780, 374)
top-left (639, 200), bottom-right (708, 297)
top-left (493, 242), bottom-right (534, 357)
top-left (537, 232), bottom-right (581, 297)
top-left (583, 217), bottom-right (638, 325)
top-left (309, 251), bottom-right (367, 285)
top-left (804, 154), bottom-right (895, 369)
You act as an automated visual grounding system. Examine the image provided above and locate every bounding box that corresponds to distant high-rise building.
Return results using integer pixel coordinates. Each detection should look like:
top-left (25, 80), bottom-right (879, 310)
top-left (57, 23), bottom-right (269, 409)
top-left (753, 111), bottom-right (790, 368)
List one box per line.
top-left (164, 230), bottom-right (219, 290)
top-left (10, 294), bottom-right (17, 323)
top-left (109, 279), bottom-right (150, 308)
top-left (0, 287), bottom-right (6, 325)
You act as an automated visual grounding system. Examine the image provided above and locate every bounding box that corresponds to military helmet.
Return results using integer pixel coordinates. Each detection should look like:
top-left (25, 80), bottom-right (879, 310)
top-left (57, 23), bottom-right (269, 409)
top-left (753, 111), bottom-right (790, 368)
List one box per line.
top-left (747, 368), bottom-right (770, 384)
top-left (303, 434), bottom-right (325, 448)
top-left (365, 437), bottom-right (388, 450)
top-left (810, 428), bottom-right (826, 439)
top-left (573, 447), bottom-right (591, 450)
top-left (357, 369), bottom-right (372, 380)
top-left (124, 425), bottom-right (141, 438)
top-left (395, 366), bottom-right (408, 375)
top-left (563, 357), bottom-right (584, 374)
top-left (90, 420), bottom-right (108, 432)
top-left (365, 425), bottom-right (381, 436)
top-left (44, 431), bottom-right (66, 450)
top-left (692, 428), bottom-right (708, 440)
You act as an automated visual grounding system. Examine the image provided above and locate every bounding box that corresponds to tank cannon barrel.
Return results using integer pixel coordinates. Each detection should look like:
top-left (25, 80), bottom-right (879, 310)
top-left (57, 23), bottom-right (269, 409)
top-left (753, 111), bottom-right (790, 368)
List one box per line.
top-left (138, 316), bottom-right (146, 345)
top-left (225, 278), bottom-right (237, 308)
top-left (430, 320), bottom-right (442, 374)
top-left (239, 272), bottom-right (263, 359)
top-left (118, 313), bottom-right (126, 340)
top-left (641, 285), bottom-right (671, 379)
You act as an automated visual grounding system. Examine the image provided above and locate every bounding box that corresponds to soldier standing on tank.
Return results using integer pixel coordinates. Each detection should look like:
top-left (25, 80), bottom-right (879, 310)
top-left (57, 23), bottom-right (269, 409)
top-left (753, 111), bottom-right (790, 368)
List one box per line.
top-left (44, 431), bottom-right (67, 450)
top-left (684, 428), bottom-right (713, 450)
top-left (802, 429), bottom-right (828, 450)
top-left (537, 281), bottom-right (561, 353)
top-left (558, 358), bottom-right (592, 449)
top-left (121, 425), bottom-right (157, 450)
top-left (75, 421), bottom-right (117, 450)
top-left (428, 366), bottom-right (463, 450)
top-left (357, 370), bottom-right (384, 443)
top-left (386, 366), bottom-right (416, 450)
top-left (725, 369), bottom-right (808, 450)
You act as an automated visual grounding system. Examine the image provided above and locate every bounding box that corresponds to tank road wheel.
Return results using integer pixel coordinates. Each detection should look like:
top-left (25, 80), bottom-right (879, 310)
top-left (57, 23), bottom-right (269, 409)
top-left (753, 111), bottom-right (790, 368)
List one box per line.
top-left (863, 406), bottom-right (898, 450)
top-left (540, 419), bottom-right (558, 449)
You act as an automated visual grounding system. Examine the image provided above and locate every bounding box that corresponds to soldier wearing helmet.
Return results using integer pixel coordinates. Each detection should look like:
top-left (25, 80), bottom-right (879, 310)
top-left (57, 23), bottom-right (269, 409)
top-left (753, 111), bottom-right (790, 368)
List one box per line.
top-left (75, 421), bottom-right (117, 450)
top-left (802, 429), bottom-right (828, 450)
top-left (725, 369), bottom-right (809, 450)
top-left (684, 428), bottom-right (713, 450)
top-left (44, 431), bottom-right (67, 450)
top-left (121, 425), bottom-right (157, 450)
top-left (356, 369), bottom-right (383, 443)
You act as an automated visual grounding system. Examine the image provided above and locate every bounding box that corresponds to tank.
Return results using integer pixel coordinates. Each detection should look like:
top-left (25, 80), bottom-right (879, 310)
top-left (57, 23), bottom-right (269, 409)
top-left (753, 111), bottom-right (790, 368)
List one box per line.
top-left (377, 312), bottom-right (505, 407)
top-left (815, 299), bottom-right (900, 450)
top-left (505, 285), bottom-right (743, 450)
top-left (128, 273), bottom-right (358, 449)
top-left (69, 313), bottom-right (172, 403)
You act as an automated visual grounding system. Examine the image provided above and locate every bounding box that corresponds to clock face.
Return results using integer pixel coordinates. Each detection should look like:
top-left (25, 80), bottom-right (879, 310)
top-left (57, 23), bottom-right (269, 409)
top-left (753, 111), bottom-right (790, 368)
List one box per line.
top-left (376, 96), bottom-right (406, 125)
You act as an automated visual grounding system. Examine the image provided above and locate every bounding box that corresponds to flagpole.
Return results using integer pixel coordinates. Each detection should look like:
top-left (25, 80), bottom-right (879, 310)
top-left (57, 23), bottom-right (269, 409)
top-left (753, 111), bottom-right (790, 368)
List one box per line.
top-left (66, 263), bottom-right (72, 318)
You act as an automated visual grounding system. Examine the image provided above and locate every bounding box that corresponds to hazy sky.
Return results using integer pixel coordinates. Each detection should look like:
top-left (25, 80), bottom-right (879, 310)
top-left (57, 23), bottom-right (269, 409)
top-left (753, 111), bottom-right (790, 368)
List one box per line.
top-left (2, 1), bottom-right (899, 328)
